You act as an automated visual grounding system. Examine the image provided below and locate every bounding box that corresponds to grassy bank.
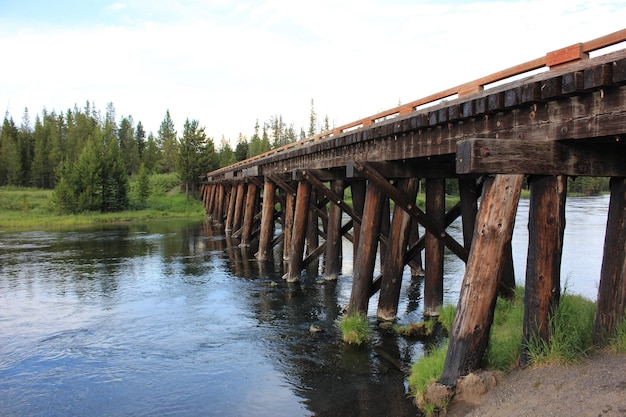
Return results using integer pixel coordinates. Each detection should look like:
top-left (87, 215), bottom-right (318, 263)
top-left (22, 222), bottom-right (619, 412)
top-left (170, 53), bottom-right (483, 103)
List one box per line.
top-left (407, 288), bottom-right (623, 415)
top-left (0, 174), bottom-right (206, 230)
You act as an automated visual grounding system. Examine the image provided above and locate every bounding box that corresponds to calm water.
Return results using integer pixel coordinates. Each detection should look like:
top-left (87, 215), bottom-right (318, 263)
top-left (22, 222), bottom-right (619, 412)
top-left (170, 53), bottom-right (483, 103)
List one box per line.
top-left (0, 196), bottom-right (609, 416)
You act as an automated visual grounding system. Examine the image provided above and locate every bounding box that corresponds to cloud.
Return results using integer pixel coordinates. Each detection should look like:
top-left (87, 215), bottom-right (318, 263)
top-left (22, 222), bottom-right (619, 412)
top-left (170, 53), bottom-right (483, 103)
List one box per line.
top-left (1, 0), bottom-right (625, 143)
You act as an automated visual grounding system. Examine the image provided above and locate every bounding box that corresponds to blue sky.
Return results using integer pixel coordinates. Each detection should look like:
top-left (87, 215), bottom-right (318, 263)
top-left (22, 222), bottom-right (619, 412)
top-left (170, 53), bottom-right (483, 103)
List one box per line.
top-left (1, 1), bottom-right (625, 144)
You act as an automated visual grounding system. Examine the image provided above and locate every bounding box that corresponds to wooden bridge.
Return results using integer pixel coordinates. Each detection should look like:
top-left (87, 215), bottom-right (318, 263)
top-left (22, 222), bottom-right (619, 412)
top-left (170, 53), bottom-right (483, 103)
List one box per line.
top-left (200, 29), bottom-right (626, 386)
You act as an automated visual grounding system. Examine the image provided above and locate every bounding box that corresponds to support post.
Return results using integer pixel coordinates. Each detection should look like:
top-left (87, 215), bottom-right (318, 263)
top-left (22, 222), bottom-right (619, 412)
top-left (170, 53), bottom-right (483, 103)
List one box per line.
top-left (440, 174), bottom-right (523, 386)
top-left (348, 181), bottom-right (385, 315)
top-left (232, 183), bottom-right (246, 233)
top-left (351, 179), bottom-right (367, 271)
top-left (424, 178), bottom-right (446, 316)
top-left (240, 182), bottom-right (258, 247)
top-left (377, 178), bottom-right (419, 321)
top-left (325, 180), bottom-right (345, 280)
top-left (282, 185), bottom-right (296, 261)
top-left (594, 177), bottom-right (626, 346)
top-left (256, 179), bottom-right (276, 261)
top-left (521, 175), bottom-right (567, 366)
top-left (285, 180), bottom-right (312, 282)
top-left (306, 190), bottom-right (320, 273)
top-left (225, 184), bottom-right (237, 232)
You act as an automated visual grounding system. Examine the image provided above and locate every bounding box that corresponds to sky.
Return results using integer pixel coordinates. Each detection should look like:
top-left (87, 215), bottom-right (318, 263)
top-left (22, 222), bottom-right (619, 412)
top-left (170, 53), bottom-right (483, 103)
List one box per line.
top-left (1, 0), bottom-right (625, 145)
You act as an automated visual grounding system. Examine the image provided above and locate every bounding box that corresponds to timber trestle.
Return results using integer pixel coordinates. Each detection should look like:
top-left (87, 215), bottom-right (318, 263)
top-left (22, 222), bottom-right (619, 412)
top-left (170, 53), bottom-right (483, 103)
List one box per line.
top-left (201, 30), bottom-right (626, 386)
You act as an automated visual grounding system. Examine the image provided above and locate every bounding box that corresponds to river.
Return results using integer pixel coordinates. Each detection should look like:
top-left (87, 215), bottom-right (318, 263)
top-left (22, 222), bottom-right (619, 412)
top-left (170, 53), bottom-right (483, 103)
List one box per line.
top-left (0, 195), bottom-right (609, 416)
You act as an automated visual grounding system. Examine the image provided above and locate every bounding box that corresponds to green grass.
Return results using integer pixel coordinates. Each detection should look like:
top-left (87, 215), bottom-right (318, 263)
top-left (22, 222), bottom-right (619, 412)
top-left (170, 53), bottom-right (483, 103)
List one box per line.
top-left (408, 287), bottom-right (598, 413)
top-left (340, 312), bottom-right (370, 345)
top-left (608, 315), bottom-right (626, 354)
top-left (392, 319), bottom-right (436, 338)
top-left (526, 293), bottom-right (595, 366)
top-left (0, 174), bottom-right (206, 230)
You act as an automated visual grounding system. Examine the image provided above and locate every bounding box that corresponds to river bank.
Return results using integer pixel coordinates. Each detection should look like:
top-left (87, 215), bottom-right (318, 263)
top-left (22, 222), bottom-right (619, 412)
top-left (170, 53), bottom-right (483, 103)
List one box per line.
top-left (0, 183), bottom-right (206, 230)
top-left (446, 349), bottom-right (626, 417)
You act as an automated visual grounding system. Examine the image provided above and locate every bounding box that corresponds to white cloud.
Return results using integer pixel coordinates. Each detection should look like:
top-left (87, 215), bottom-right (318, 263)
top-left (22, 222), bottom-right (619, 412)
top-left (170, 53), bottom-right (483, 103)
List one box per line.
top-left (1, 0), bottom-right (625, 143)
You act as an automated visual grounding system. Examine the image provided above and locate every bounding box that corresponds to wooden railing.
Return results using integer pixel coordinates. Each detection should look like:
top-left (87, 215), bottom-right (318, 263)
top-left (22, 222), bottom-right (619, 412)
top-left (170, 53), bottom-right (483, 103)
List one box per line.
top-left (208, 28), bottom-right (626, 179)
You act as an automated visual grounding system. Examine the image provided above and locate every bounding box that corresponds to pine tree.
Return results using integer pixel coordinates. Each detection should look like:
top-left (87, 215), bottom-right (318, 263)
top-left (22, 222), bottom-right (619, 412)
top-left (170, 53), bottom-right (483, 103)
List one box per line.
top-left (177, 119), bottom-right (216, 198)
top-left (158, 110), bottom-right (178, 173)
top-left (136, 162), bottom-right (151, 208)
top-left (142, 132), bottom-right (161, 173)
top-left (118, 116), bottom-right (139, 175)
top-left (308, 98), bottom-right (317, 137)
top-left (235, 133), bottom-right (249, 161)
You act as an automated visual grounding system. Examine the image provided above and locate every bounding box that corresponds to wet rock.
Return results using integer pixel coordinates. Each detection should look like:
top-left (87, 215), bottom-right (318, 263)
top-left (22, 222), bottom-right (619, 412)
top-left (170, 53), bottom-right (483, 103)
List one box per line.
top-left (309, 324), bottom-right (323, 333)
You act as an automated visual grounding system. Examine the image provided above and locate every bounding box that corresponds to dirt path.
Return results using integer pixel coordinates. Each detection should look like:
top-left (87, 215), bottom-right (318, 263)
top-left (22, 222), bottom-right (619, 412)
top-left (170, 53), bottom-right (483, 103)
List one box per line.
top-left (445, 350), bottom-right (626, 417)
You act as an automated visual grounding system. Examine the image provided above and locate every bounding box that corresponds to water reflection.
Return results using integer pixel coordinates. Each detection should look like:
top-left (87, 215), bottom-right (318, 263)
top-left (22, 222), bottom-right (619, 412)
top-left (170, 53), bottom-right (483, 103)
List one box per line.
top-left (0, 196), bottom-right (608, 416)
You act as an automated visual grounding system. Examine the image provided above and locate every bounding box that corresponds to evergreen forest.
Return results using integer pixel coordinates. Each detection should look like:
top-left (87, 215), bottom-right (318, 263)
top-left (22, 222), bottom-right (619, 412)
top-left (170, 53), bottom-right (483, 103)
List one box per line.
top-left (0, 100), bottom-right (609, 215)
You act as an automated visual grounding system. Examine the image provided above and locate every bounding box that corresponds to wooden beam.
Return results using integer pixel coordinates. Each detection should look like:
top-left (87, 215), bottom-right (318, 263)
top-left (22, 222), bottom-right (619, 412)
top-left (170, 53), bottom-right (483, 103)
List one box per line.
top-left (325, 179), bottom-right (345, 281)
top-left (284, 181), bottom-right (312, 282)
top-left (424, 178), bottom-right (446, 316)
top-left (256, 179), bottom-right (276, 262)
top-left (348, 180), bottom-right (385, 315)
top-left (377, 178), bottom-right (419, 321)
top-left (521, 175), bottom-right (567, 366)
top-left (593, 177), bottom-right (626, 346)
top-left (457, 138), bottom-right (626, 176)
top-left (440, 174), bottom-right (523, 386)
top-left (352, 161), bottom-right (468, 262)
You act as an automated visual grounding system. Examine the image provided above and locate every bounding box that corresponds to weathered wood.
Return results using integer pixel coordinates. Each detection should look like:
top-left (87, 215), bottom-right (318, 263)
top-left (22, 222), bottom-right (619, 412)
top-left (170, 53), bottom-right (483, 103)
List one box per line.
top-left (440, 174), bottom-right (523, 386)
top-left (232, 183), bottom-right (246, 233)
top-left (348, 181), bottom-right (385, 315)
top-left (352, 161), bottom-right (468, 262)
top-left (282, 185), bottom-right (296, 261)
top-left (456, 138), bottom-right (626, 177)
top-left (285, 180), bottom-right (312, 282)
top-left (306, 190), bottom-right (320, 256)
top-left (325, 179), bottom-right (345, 280)
top-left (225, 184), bottom-right (237, 232)
top-left (256, 179), bottom-right (276, 261)
top-left (459, 176), bottom-right (480, 249)
top-left (521, 175), bottom-right (567, 366)
top-left (351, 179), bottom-right (367, 272)
top-left (424, 178), bottom-right (446, 316)
top-left (408, 217), bottom-right (425, 278)
top-left (593, 177), bottom-right (626, 345)
top-left (377, 178), bottom-right (419, 321)
top-left (240, 182), bottom-right (258, 247)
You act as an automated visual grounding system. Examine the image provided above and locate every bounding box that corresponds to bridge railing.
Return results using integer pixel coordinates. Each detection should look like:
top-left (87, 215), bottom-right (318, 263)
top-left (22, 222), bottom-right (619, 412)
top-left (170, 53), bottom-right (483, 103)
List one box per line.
top-left (208, 28), bottom-right (626, 179)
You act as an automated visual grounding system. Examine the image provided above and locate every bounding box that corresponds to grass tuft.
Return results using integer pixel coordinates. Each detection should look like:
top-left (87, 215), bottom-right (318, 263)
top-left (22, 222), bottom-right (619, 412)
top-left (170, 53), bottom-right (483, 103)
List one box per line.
top-left (437, 304), bottom-right (456, 333)
top-left (608, 315), bottom-right (626, 354)
top-left (408, 341), bottom-right (448, 408)
top-left (526, 292), bottom-right (595, 366)
top-left (340, 312), bottom-right (370, 345)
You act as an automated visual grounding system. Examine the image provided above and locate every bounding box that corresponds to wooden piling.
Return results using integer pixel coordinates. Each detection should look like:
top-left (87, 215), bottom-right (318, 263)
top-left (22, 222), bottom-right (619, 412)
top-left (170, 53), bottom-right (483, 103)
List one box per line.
top-left (223, 185), bottom-right (234, 231)
top-left (594, 176), bottom-right (626, 345)
top-left (440, 174), bottom-right (523, 386)
top-left (424, 178), bottom-right (446, 316)
top-left (351, 179), bottom-right (367, 271)
top-left (282, 185), bottom-right (296, 261)
top-left (240, 182), bottom-right (258, 247)
top-left (256, 179), bottom-right (276, 261)
top-left (325, 180), bottom-right (345, 280)
top-left (232, 183), bottom-right (246, 233)
top-left (408, 217), bottom-right (425, 277)
top-left (521, 175), bottom-right (567, 366)
top-left (377, 178), bottom-right (419, 321)
top-left (348, 181), bottom-right (385, 315)
top-left (285, 180), bottom-right (312, 282)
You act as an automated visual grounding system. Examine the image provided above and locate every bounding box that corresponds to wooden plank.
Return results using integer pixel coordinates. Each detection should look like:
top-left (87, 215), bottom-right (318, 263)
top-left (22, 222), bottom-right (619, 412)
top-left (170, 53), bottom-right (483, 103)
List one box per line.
top-left (521, 175), bottom-right (567, 366)
top-left (282, 187), bottom-right (296, 261)
top-left (440, 174), bottom-right (523, 386)
top-left (225, 184), bottom-right (237, 232)
top-left (593, 177), bottom-right (626, 346)
top-left (546, 43), bottom-right (588, 68)
top-left (377, 178), bottom-right (419, 321)
top-left (256, 180), bottom-right (276, 262)
top-left (348, 180), bottom-right (385, 315)
top-left (424, 178), bottom-right (446, 316)
top-left (456, 138), bottom-right (626, 177)
top-left (284, 181), bottom-right (312, 282)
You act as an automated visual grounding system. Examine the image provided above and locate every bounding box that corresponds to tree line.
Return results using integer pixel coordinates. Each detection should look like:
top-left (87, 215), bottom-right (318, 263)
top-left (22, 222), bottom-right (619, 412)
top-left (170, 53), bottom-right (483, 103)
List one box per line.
top-left (0, 100), bottom-right (328, 213)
